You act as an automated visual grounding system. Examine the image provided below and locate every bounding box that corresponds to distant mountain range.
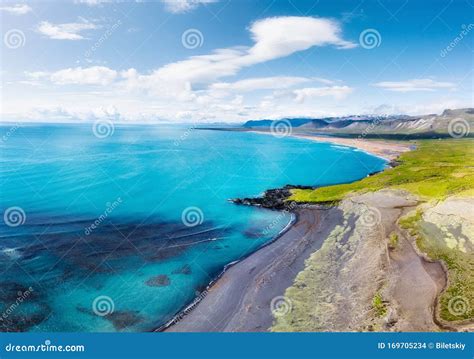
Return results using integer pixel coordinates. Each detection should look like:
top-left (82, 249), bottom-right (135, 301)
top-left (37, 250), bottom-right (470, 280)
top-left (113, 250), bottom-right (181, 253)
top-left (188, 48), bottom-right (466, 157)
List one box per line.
top-left (242, 108), bottom-right (474, 138)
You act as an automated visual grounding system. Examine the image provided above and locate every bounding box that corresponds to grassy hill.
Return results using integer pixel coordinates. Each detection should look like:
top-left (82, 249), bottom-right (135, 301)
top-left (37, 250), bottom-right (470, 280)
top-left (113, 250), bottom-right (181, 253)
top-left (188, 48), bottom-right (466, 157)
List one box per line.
top-left (290, 139), bottom-right (474, 203)
top-left (290, 139), bottom-right (473, 326)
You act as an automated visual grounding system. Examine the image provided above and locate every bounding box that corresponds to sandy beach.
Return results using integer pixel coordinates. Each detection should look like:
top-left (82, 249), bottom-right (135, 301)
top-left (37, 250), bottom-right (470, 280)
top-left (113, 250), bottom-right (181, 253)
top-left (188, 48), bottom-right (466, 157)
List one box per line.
top-left (291, 134), bottom-right (413, 161)
top-left (247, 130), bottom-right (412, 161)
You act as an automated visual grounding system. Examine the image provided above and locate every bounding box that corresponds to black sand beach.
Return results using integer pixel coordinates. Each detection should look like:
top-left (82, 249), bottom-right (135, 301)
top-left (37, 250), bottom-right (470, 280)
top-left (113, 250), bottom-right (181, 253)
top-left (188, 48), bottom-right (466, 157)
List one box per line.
top-left (163, 207), bottom-right (342, 332)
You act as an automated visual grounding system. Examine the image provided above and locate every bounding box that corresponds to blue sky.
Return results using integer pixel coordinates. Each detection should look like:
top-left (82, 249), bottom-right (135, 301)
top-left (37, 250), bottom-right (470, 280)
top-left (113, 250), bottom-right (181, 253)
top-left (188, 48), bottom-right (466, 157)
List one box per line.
top-left (1, 0), bottom-right (473, 122)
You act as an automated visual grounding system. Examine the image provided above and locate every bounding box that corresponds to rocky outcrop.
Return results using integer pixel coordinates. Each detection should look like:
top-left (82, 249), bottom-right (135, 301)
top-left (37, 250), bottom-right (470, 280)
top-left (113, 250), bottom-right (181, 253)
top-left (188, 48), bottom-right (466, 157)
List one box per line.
top-left (230, 185), bottom-right (314, 210)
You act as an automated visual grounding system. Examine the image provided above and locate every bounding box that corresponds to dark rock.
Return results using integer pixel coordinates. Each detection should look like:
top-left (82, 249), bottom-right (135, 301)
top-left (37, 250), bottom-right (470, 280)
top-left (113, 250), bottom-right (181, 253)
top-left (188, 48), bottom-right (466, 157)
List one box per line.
top-left (0, 282), bottom-right (38, 302)
top-left (388, 159), bottom-right (402, 168)
top-left (106, 310), bottom-right (143, 330)
top-left (172, 265), bottom-right (192, 275)
top-left (243, 227), bottom-right (263, 239)
top-left (145, 274), bottom-right (170, 287)
top-left (230, 184), bottom-right (313, 210)
top-left (0, 302), bottom-right (50, 332)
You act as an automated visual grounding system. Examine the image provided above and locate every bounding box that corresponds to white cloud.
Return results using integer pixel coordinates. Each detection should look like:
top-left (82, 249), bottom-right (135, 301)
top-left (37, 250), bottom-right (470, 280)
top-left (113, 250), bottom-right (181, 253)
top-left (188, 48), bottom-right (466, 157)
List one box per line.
top-left (374, 78), bottom-right (456, 92)
top-left (10, 16), bottom-right (359, 122)
top-left (248, 16), bottom-right (357, 60)
top-left (31, 16), bottom-right (354, 95)
top-left (74, 0), bottom-right (112, 6)
top-left (27, 66), bottom-right (118, 85)
top-left (37, 20), bottom-right (98, 40)
top-left (210, 76), bottom-right (311, 92)
top-left (0, 4), bottom-right (32, 15)
top-left (161, 0), bottom-right (217, 14)
top-left (293, 86), bottom-right (353, 102)
top-left (125, 16), bottom-right (355, 96)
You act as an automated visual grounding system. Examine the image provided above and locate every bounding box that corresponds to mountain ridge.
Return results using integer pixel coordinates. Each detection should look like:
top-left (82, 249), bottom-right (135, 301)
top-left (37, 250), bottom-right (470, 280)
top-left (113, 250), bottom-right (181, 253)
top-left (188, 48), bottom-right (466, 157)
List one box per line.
top-left (242, 108), bottom-right (474, 136)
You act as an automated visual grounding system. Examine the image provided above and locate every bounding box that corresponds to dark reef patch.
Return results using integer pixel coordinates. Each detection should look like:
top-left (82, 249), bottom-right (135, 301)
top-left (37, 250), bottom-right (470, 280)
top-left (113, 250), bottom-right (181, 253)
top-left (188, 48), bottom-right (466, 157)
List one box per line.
top-left (0, 212), bottom-right (234, 331)
top-left (172, 264), bottom-right (192, 275)
top-left (146, 275), bottom-right (170, 287)
top-left (106, 310), bottom-right (143, 330)
top-left (5, 214), bottom-right (232, 281)
top-left (243, 226), bottom-right (264, 239)
top-left (76, 306), bottom-right (143, 330)
top-left (0, 283), bottom-right (50, 332)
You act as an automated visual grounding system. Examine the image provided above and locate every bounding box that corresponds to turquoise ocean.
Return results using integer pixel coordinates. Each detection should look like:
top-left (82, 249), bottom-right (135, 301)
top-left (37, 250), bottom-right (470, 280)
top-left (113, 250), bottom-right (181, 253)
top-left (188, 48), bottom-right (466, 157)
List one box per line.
top-left (0, 124), bottom-right (386, 332)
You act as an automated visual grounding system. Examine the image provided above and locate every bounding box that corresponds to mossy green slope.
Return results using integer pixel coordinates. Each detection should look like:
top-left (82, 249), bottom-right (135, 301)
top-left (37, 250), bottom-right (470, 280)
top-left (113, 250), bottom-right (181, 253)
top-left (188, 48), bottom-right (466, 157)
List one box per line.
top-left (290, 139), bottom-right (474, 203)
top-left (283, 139), bottom-right (474, 328)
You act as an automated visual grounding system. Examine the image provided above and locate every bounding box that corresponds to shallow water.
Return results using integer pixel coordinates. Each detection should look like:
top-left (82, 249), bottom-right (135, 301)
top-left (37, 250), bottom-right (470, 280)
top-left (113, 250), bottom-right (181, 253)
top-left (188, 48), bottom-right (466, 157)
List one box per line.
top-left (0, 124), bottom-right (386, 332)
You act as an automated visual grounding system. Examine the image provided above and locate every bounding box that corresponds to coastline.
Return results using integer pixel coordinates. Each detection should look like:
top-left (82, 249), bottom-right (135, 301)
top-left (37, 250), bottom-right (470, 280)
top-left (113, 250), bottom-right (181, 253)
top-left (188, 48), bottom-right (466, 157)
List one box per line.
top-left (162, 132), bottom-right (472, 332)
top-left (163, 206), bottom-right (342, 332)
top-left (290, 133), bottom-right (412, 162)
top-left (161, 132), bottom-right (413, 332)
top-left (156, 211), bottom-right (298, 331)
top-left (243, 129), bottom-right (412, 162)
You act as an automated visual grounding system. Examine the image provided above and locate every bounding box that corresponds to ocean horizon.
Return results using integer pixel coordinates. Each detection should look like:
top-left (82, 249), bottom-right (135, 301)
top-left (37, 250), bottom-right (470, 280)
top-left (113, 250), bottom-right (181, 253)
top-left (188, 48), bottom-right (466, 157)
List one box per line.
top-left (0, 123), bottom-right (386, 332)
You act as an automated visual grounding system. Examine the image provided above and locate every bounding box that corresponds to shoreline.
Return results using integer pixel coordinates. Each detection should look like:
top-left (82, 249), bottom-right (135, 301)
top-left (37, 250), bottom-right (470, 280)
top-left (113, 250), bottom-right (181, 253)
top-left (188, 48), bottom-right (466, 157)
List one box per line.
top-left (155, 211), bottom-right (299, 332)
top-left (163, 205), bottom-right (342, 332)
top-left (159, 131), bottom-right (412, 332)
top-left (160, 132), bottom-right (470, 332)
top-left (290, 133), bottom-right (413, 162)
top-left (198, 128), bottom-right (413, 162)
top-left (244, 129), bottom-right (412, 162)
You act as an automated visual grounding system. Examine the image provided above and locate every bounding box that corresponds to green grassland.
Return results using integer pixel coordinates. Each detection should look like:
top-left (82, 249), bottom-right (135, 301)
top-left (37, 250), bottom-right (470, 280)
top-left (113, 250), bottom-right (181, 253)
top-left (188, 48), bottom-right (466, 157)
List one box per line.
top-left (290, 139), bottom-right (474, 203)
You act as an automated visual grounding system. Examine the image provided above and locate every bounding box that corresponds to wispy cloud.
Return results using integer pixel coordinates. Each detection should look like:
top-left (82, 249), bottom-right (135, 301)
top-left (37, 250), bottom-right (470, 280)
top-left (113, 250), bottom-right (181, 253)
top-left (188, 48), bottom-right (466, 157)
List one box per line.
top-left (293, 86), bottom-right (353, 102)
top-left (37, 19), bottom-right (99, 40)
top-left (122, 16), bottom-right (356, 96)
top-left (27, 66), bottom-right (118, 85)
top-left (14, 16), bottom-right (357, 122)
top-left (210, 77), bottom-right (311, 92)
top-left (0, 4), bottom-right (32, 15)
top-left (374, 78), bottom-right (456, 92)
top-left (161, 0), bottom-right (218, 14)
top-left (74, 0), bottom-right (112, 5)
